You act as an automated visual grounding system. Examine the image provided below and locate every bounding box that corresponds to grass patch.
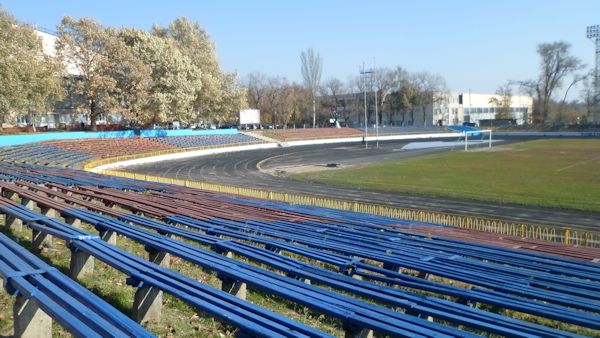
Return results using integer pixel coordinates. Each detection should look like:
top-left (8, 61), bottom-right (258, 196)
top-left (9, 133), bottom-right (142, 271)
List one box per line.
top-left (292, 139), bottom-right (600, 211)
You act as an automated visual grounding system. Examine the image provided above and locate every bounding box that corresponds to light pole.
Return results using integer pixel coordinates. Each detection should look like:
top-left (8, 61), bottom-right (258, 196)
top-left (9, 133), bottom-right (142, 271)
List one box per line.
top-left (360, 63), bottom-right (373, 149)
top-left (587, 25), bottom-right (600, 122)
top-left (373, 58), bottom-right (379, 148)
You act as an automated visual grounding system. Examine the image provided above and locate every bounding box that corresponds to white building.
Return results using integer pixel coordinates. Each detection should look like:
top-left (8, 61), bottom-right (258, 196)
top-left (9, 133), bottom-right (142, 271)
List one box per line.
top-left (10, 28), bottom-right (115, 129)
top-left (34, 28), bottom-right (80, 76)
top-left (433, 92), bottom-right (533, 126)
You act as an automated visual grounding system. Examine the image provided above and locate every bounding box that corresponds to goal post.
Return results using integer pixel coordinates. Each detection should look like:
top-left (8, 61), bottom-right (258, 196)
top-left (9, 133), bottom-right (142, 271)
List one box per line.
top-left (463, 129), bottom-right (492, 151)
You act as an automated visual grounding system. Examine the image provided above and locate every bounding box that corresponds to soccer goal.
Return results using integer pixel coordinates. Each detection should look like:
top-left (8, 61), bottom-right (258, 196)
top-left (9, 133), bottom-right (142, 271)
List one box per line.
top-left (462, 129), bottom-right (493, 151)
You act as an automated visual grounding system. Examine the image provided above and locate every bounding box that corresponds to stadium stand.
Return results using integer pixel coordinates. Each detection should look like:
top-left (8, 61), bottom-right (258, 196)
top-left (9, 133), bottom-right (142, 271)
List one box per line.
top-left (0, 197), bottom-right (332, 338)
top-left (0, 232), bottom-right (154, 337)
top-left (44, 138), bottom-right (179, 158)
top-left (365, 126), bottom-right (446, 135)
top-left (150, 134), bottom-right (261, 148)
top-left (0, 162), bottom-right (598, 336)
top-left (0, 133), bottom-right (263, 168)
top-left (396, 225), bottom-right (600, 262)
top-left (260, 128), bottom-right (364, 141)
top-left (0, 143), bottom-right (92, 168)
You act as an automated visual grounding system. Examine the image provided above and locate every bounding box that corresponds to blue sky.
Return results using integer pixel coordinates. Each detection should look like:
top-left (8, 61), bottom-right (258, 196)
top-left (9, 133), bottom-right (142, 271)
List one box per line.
top-left (2, 0), bottom-right (599, 97)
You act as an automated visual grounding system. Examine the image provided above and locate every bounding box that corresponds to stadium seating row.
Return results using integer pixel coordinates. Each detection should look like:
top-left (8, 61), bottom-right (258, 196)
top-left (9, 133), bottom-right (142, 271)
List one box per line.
top-left (150, 134), bottom-right (260, 148)
top-left (0, 232), bottom-right (154, 338)
top-left (0, 162), bottom-right (598, 336)
top-left (263, 128), bottom-right (364, 140)
top-left (0, 183), bottom-right (581, 337)
top-left (0, 133), bottom-right (262, 168)
top-left (0, 197), bottom-right (331, 338)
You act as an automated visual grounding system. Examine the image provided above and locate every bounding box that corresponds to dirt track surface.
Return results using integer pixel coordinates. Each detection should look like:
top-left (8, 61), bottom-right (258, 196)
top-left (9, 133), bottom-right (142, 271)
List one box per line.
top-left (127, 139), bottom-right (600, 231)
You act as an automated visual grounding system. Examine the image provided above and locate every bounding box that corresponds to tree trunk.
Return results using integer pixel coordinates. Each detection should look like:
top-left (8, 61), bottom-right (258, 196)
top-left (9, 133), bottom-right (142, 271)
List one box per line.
top-left (29, 111), bottom-right (37, 133)
top-left (90, 99), bottom-right (97, 131)
top-left (312, 97), bottom-right (316, 128)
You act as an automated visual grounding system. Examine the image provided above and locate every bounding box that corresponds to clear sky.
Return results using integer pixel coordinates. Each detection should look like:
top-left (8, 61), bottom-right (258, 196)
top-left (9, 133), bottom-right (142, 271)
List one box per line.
top-left (2, 0), bottom-right (599, 97)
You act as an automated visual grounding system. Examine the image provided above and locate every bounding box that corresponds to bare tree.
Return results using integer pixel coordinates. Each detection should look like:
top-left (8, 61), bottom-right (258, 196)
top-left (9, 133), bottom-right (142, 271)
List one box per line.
top-left (489, 84), bottom-right (513, 120)
top-left (520, 41), bottom-right (583, 125)
top-left (322, 77), bottom-right (346, 124)
top-left (387, 67), bottom-right (409, 125)
top-left (373, 67), bottom-right (397, 125)
top-left (555, 73), bottom-right (587, 124)
top-left (263, 76), bottom-right (284, 126)
top-left (411, 72), bottom-right (447, 126)
top-left (244, 72), bottom-right (267, 109)
top-left (580, 69), bottom-right (600, 123)
top-left (300, 48), bottom-right (322, 127)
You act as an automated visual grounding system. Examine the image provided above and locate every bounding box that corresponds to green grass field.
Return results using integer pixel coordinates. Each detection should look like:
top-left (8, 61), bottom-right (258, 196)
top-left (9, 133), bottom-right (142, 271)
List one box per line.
top-left (292, 139), bottom-right (600, 212)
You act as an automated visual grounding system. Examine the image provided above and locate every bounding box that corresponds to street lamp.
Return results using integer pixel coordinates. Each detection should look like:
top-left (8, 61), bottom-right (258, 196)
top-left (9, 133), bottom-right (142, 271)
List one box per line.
top-left (587, 25), bottom-right (600, 121)
top-left (373, 58), bottom-right (379, 149)
top-left (360, 63), bottom-right (373, 149)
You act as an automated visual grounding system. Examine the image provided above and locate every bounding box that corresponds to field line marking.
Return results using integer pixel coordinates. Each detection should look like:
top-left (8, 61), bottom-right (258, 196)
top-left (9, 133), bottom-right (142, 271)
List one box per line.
top-left (556, 154), bottom-right (600, 172)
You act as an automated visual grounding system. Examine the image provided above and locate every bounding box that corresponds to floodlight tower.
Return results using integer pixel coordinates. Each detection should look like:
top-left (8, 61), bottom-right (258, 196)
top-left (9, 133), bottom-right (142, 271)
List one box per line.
top-left (587, 25), bottom-right (600, 121)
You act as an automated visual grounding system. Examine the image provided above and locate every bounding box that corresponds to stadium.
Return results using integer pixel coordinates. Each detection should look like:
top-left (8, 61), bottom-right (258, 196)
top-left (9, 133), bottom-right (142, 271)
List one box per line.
top-left (1, 2), bottom-right (600, 338)
top-left (0, 126), bottom-right (599, 338)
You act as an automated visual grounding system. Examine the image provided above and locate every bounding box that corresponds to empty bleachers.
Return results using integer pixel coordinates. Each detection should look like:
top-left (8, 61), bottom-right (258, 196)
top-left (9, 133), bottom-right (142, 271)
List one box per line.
top-left (261, 128), bottom-right (364, 141)
top-left (0, 144), bottom-right (92, 168)
top-left (365, 126), bottom-right (446, 135)
top-left (0, 232), bottom-right (154, 337)
top-left (44, 138), bottom-right (178, 158)
top-left (0, 162), bottom-right (598, 336)
top-left (150, 133), bottom-right (261, 148)
top-left (0, 133), bottom-right (264, 168)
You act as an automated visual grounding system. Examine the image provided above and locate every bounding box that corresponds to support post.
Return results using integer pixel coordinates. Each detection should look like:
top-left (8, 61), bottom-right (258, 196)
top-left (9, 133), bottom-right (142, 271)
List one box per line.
top-left (13, 295), bottom-right (52, 338)
top-left (3, 190), bottom-right (20, 203)
top-left (220, 276), bottom-right (247, 300)
top-left (69, 248), bottom-right (94, 280)
top-left (215, 248), bottom-right (247, 299)
top-left (21, 197), bottom-right (35, 210)
top-left (63, 215), bottom-right (81, 228)
top-left (352, 274), bottom-right (363, 281)
top-left (5, 213), bottom-right (23, 232)
top-left (132, 246), bottom-right (170, 323)
top-left (383, 262), bottom-right (401, 274)
top-left (418, 271), bottom-right (430, 280)
top-left (31, 207), bottom-right (55, 251)
top-left (286, 273), bottom-right (311, 285)
top-left (99, 229), bottom-right (117, 246)
top-left (132, 285), bottom-right (163, 324)
top-left (344, 324), bottom-right (374, 338)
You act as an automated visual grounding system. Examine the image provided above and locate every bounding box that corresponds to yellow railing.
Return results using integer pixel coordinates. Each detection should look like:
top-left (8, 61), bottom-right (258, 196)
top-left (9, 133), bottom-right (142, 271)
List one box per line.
top-left (93, 168), bottom-right (600, 248)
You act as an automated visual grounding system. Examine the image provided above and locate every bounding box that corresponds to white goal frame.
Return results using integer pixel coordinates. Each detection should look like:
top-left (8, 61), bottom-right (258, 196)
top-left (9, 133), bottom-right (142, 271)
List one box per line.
top-left (463, 129), bottom-right (493, 151)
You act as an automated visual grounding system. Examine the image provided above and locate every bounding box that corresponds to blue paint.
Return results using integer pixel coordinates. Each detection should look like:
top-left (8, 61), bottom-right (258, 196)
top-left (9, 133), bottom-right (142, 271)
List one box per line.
top-left (0, 129), bottom-right (238, 147)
